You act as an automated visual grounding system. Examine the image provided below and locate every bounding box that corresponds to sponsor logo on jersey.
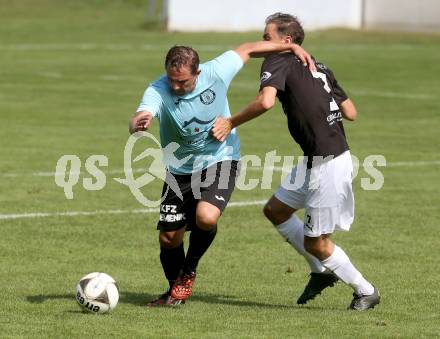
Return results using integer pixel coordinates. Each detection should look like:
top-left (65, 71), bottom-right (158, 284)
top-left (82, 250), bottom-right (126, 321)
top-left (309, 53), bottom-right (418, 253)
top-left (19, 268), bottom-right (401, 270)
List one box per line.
top-left (326, 111), bottom-right (342, 125)
top-left (160, 204), bottom-right (186, 223)
top-left (160, 204), bottom-right (177, 213)
top-left (200, 89), bottom-right (216, 105)
top-left (159, 213), bottom-right (186, 223)
top-left (260, 71), bottom-right (272, 82)
top-left (182, 116), bottom-right (216, 128)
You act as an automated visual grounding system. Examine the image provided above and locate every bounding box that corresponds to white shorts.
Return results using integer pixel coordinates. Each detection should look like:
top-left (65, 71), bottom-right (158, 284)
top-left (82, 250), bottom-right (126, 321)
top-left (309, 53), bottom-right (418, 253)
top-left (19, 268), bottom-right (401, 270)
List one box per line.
top-left (274, 151), bottom-right (355, 237)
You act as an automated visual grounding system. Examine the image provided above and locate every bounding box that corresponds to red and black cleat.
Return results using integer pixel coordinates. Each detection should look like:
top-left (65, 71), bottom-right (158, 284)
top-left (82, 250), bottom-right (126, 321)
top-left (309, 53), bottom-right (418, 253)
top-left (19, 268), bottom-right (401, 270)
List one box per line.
top-left (171, 271), bottom-right (197, 301)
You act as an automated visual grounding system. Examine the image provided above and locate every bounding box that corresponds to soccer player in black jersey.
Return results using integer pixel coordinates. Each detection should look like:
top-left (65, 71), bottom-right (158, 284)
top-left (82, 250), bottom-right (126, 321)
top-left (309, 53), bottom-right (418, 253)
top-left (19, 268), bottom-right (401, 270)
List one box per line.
top-left (212, 13), bottom-right (380, 311)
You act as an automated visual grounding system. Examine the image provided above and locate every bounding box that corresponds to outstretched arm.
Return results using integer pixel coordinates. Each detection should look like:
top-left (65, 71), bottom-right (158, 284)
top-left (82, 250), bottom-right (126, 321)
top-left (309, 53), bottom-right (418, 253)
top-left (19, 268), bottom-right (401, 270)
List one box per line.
top-left (234, 41), bottom-right (316, 71)
top-left (212, 86), bottom-right (277, 142)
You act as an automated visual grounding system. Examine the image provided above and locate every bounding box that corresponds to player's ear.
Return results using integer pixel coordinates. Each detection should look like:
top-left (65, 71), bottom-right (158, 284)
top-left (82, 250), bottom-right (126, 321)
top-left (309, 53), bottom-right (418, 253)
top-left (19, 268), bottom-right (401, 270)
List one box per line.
top-left (284, 35), bottom-right (293, 44)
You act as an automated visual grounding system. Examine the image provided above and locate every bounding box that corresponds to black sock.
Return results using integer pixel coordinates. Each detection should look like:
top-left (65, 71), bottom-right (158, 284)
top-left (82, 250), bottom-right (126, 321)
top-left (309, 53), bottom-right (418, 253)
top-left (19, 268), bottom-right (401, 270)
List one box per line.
top-left (160, 243), bottom-right (185, 290)
top-left (184, 225), bottom-right (217, 273)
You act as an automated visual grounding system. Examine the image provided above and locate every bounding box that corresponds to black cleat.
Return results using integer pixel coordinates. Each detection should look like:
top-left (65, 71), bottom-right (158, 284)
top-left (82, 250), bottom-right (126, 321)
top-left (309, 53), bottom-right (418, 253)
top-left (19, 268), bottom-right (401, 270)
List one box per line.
top-left (297, 272), bottom-right (339, 305)
top-left (348, 286), bottom-right (380, 311)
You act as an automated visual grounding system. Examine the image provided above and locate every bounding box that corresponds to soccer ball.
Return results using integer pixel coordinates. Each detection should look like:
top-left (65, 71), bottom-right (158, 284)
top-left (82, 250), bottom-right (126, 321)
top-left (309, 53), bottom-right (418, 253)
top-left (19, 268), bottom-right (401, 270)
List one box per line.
top-left (75, 272), bottom-right (119, 314)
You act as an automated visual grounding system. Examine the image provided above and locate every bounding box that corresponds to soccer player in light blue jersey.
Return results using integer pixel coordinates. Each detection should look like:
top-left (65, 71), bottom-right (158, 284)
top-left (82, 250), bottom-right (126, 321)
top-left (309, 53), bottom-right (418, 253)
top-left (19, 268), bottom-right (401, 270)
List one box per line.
top-left (129, 41), bottom-right (314, 306)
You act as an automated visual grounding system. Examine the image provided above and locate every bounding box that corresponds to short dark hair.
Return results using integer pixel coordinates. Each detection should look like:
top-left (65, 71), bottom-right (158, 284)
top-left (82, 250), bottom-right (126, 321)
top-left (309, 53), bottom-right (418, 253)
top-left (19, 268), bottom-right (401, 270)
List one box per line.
top-left (265, 12), bottom-right (305, 45)
top-left (165, 45), bottom-right (199, 75)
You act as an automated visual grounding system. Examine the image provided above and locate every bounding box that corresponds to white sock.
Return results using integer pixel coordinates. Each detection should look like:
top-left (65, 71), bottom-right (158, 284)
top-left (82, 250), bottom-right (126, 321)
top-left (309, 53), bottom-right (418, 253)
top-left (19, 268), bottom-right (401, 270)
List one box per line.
top-left (321, 245), bottom-right (374, 295)
top-left (276, 215), bottom-right (328, 274)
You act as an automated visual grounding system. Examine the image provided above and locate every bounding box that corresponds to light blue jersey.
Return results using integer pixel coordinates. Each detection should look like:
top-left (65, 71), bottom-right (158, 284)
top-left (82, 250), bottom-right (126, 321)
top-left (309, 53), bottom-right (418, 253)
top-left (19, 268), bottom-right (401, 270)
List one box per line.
top-left (137, 50), bottom-right (243, 174)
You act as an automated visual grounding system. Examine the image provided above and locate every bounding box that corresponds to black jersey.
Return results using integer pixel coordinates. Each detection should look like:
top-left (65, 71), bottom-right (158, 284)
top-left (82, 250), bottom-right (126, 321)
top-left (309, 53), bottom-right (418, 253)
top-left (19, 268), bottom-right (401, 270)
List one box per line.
top-left (260, 53), bottom-right (349, 160)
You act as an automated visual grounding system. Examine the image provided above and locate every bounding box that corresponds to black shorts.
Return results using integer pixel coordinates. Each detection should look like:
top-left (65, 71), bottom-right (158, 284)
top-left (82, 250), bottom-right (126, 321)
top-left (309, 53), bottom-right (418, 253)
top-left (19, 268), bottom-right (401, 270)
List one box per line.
top-left (157, 160), bottom-right (239, 232)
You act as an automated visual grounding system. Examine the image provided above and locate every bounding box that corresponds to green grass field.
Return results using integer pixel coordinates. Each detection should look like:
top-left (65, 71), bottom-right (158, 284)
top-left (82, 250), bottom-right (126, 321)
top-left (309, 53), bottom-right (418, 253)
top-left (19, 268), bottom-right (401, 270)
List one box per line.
top-left (1, 1), bottom-right (440, 338)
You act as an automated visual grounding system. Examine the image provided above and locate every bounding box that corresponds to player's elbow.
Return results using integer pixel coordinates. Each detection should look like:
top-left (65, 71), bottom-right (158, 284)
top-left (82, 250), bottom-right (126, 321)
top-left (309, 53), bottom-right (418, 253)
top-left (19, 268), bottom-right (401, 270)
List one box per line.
top-left (257, 87), bottom-right (277, 112)
top-left (344, 107), bottom-right (357, 121)
top-left (341, 99), bottom-right (357, 121)
top-left (260, 96), bottom-right (275, 111)
top-left (234, 44), bottom-right (252, 63)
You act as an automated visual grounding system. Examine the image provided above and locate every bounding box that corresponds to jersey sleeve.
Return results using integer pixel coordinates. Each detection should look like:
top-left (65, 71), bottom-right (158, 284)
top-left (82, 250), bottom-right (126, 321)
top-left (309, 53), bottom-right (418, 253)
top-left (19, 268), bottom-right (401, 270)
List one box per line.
top-left (209, 50), bottom-right (244, 87)
top-left (331, 78), bottom-right (348, 105)
top-left (259, 55), bottom-right (287, 92)
top-left (325, 67), bottom-right (348, 105)
top-left (136, 85), bottom-right (163, 118)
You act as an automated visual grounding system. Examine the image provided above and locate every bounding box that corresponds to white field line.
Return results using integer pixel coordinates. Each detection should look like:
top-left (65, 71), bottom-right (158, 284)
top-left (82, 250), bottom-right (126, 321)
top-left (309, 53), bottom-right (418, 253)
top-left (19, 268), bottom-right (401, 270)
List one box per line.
top-left (0, 199), bottom-right (266, 221)
top-left (1, 160), bottom-right (439, 178)
top-left (1, 160), bottom-right (438, 220)
top-left (350, 89), bottom-right (435, 100)
top-left (384, 160), bottom-right (440, 167)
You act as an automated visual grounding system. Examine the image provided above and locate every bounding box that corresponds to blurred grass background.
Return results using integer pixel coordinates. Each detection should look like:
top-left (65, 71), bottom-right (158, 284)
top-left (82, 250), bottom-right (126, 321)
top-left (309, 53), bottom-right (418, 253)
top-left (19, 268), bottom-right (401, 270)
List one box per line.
top-left (1, 1), bottom-right (439, 338)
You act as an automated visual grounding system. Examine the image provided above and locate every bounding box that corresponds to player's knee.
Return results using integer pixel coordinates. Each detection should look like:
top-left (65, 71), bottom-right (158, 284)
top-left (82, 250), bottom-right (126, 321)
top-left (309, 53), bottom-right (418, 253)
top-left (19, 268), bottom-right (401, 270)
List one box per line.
top-left (159, 232), bottom-right (181, 249)
top-left (263, 202), bottom-right (276, 223)
top-left (304, 237), bottom-right (320, 256)
top-left (263, 202), bottom-right (288, 225)
top-left (196, 212), bottom-right (218, 231)
top-left (304, 237), bottom-right (330, 260)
